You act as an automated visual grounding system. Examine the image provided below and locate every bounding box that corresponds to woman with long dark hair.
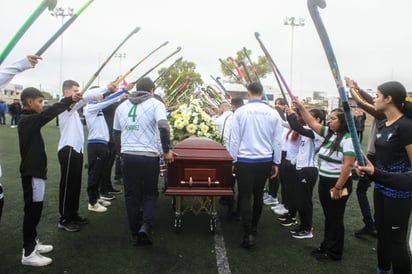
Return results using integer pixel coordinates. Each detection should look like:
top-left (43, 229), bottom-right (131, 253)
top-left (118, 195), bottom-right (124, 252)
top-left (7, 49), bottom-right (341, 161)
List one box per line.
top-left (356, 81), bottom-right (412, 274)
top-left (294, 99), bottom-right (355, 261)
top-left (285, 107), bottom-right (325, 239)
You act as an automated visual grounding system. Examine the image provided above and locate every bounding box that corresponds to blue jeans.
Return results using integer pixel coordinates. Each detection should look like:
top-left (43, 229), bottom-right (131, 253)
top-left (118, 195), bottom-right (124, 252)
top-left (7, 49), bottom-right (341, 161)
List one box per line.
top-left (122, 153), bottom-right (159, 235)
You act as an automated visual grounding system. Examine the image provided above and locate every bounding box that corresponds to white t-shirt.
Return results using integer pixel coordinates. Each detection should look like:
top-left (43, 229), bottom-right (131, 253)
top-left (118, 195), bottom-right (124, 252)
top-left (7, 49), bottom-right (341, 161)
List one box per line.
top-left (318, 127), bottom-right (355, 178)
top-left (113, 97), bottom-right (167, 154)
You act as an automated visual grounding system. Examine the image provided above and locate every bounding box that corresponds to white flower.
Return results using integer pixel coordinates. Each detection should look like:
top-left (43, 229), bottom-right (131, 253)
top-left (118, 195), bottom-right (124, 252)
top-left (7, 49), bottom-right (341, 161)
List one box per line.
top-left (186, 124), bottom-right (197, 134)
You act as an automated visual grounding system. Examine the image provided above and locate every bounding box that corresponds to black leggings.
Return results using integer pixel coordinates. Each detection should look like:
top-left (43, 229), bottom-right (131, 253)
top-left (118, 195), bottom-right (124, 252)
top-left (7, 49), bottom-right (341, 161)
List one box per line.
top-left (374, 189), bottom-right (412, 273)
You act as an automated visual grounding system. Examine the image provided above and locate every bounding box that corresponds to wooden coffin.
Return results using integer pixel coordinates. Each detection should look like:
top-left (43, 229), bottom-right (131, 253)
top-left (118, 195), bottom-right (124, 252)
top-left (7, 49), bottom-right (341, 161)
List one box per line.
top-left (166, 137), bottom-right (234, 196)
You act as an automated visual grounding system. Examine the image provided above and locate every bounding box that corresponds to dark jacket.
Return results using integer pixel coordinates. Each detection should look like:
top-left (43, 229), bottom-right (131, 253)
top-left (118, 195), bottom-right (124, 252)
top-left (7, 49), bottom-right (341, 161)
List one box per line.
top-left (18, 96), bottom-right (74, 179)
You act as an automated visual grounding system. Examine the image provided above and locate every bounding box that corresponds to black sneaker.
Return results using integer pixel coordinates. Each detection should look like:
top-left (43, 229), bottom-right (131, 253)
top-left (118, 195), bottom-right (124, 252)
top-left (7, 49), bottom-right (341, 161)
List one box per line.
top-left (315, 252), bottom-right (341, 261)
top-left (58, 221), bottom-right (80, 232)
top-left (281, 218), bottom-right (298, 227)
top-left (73, 215), bottom-right (89, 225)
top-left (240, 234), bottom-right (255, 249)
top-left (289, 226), bottom-right (303, 235)
top-left (354, 226), bottom-right (377, 238)
top-left (131, 235), bottom-right (139, 246)
top-left (311, 247), bottom-right (324, 256)
top-left (138, 223), bottom-right (153, 245)
top-left (107, 187), bottom-right (122, 195)
top-left (277, 213), bottom-right (289, 221)
top-left (100, 193), bottom-right (116, 201)
top-left (292, 230), bottom-right (314, 239)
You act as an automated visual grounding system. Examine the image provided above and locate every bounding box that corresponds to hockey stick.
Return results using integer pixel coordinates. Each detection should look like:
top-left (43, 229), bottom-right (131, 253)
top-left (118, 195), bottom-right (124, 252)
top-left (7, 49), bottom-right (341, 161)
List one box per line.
top-left (255, 32), bottom-right (294, 104)
top-left (227, 57), bottom-right (246, 84)
top-left (113, 42), bottom-right (170, 86)
top-left (243, 47), bottom-right (259, 82)
top-left (242, 47), bottom-right (269, 104)
top-left (133, 46), bottom-right (182, 84)
top-left (218, 58), bottom-right (243, 84)
top-left (154, 56), bottom-right (183, 84)
top-left (237, 61), bottom-right (252, 84)
top-left (36, 0), bottom-right (94, 56)
top-left (210, 75), bottom-right (231, 100)
top-left (81, 26), bottom-right (141, 93)
top-left (308, 0), bottom-right (364, 165)
top-left (0, 0), bottom-right (57, 65)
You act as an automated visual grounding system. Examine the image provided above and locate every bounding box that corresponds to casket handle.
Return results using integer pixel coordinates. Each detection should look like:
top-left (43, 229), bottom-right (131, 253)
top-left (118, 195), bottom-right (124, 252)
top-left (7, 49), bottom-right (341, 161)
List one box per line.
top-left (179, 177), bottom-right (193, 186)
top-left (179, 177), bottom-right (220, 186)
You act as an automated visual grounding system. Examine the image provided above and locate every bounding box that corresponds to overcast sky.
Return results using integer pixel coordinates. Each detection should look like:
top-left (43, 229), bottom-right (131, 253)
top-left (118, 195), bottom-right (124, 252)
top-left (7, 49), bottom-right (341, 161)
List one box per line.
top-left (1, 0), bottom-right (411, 98)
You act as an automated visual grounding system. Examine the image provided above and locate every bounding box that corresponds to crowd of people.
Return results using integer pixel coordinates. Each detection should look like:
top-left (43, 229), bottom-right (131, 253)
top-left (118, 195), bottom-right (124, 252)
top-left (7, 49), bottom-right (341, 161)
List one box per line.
top-left (0, 55), bottom-right (411, 273)
top-left (214, 81), bottom-right (412, 274)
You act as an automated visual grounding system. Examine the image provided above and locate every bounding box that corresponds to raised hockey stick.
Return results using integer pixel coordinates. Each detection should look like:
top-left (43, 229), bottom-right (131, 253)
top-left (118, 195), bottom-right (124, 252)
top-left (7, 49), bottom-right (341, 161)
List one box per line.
top-left (36, 0), bottom-right (94, 56)
top-left (81, 26), bottom-right (141, 93)
top-left (0, 0), bottom-right (57, 65)
top-left (308, 0), bottom-right (364, 165)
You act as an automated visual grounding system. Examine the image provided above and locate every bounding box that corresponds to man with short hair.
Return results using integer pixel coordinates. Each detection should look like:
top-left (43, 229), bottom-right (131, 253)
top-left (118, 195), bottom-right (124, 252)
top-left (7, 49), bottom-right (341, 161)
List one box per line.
top-left (229, 82), bottom-right (283, 248)
top-left (57, 80), bottom-right (114, 232)
top-left (114, 77), bottom-right (174, 245)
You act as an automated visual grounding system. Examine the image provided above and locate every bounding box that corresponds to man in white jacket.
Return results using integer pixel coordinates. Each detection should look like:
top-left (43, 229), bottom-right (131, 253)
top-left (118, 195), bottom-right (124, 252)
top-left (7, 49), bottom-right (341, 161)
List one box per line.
top-left (229, 82), bottom-right (283, 248)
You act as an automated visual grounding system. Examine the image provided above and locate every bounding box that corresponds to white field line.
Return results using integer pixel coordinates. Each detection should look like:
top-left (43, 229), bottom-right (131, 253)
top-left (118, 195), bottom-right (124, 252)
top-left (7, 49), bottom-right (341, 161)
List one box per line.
top-left (214, 217), bottom-right (231, 274)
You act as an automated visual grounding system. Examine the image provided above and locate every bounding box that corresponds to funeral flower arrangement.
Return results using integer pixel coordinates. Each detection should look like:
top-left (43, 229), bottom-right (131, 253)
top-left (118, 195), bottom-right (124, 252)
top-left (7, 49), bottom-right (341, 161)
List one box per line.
top-left (168, 98), bottom-right (221, 145)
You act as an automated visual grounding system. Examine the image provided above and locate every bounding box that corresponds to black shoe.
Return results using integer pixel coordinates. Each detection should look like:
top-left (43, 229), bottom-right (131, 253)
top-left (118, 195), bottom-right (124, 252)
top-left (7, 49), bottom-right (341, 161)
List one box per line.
top-left (315, 252), bottom-right (341, 262)
top-left (311, 247), bottom-right (325, 256)
top-left (281, 218), bottom-right (298, 227)
top-left (107, 187), bottom-right (122, 195)
top-left (240, 234), bottom-right (255, 249)
top-left (289, 226), bottom-right (303, 235)
top-left (100, 193), bottom-right (116, 201)
top-left (138, 223), bottom-right (153, 245)
top-left (354, 226), bottom-right (378, 238)
top-left (73, 215), bottom-right (89, 225)
top-left (131, 235), bottom-right (139, 246)
top-left (277, 213), bottom-right (289, 221)
top-left (58, 221), bottom-right (80, 232)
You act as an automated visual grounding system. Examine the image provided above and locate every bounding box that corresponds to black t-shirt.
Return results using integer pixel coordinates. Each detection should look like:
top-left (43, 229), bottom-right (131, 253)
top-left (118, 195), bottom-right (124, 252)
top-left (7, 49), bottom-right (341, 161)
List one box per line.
top-left (375, 115), bottom-right (412, 173)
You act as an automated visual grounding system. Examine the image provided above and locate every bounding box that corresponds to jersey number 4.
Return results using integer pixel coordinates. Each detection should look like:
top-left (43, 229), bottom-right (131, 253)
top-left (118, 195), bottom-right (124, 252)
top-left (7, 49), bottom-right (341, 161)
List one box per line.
top-left (128, 105), bottom-right (137, 122)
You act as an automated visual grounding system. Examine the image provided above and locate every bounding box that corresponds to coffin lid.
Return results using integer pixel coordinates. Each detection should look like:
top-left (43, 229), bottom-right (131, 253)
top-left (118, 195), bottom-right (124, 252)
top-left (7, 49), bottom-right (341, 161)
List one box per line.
top-left (173, 137), bottom-right (232, 160)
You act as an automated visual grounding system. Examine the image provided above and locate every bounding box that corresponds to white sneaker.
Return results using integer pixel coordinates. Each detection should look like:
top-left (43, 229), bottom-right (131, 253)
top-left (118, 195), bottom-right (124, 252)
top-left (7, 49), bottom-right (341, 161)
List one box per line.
top-left (88, 203), bottom-right (107, 212)
top-left (263, 192), bottom-right (270, 200)
top-left (264, 196), bottom-right (279, 205)
top-left (35, 240), bottom-right (53, 254)
top-left (98, 199), bottom-right (111, 207)
top-left (272, 204), bottom-right (289, 215)
top-left (270, 204), bottom-right (283, 211)
top-left (21, 249), bottom-right (52, 266)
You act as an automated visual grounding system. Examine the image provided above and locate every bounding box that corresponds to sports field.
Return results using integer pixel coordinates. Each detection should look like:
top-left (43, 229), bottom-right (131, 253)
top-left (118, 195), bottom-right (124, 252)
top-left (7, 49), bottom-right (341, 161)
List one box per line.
top-left (0, 121), bottom-right (378, 273)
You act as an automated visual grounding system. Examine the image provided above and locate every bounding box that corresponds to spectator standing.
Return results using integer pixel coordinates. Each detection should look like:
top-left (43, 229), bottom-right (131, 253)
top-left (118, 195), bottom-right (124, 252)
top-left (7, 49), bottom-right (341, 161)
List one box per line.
top-left (9, 98), bottom-right (21, 128)
top-left (355, 110), bottom-right (366, 144)
top-left (0, 99), bottom-right (7, 125)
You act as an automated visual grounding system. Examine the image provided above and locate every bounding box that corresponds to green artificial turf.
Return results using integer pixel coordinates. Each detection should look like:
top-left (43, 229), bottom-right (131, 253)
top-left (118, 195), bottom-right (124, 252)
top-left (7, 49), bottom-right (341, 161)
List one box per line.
top-left (0, 121), bottom-right (381, 273)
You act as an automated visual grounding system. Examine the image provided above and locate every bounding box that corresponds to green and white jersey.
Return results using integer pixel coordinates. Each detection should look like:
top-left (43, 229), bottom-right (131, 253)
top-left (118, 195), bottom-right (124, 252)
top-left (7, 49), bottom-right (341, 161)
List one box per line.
top-left (113, 97), bottom-right (166, 155)
top-left (318, 126), bottom-right (355, 178)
